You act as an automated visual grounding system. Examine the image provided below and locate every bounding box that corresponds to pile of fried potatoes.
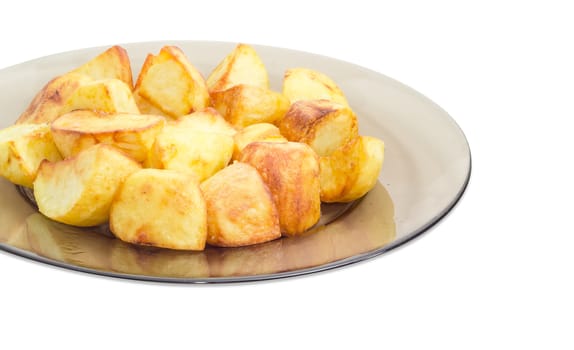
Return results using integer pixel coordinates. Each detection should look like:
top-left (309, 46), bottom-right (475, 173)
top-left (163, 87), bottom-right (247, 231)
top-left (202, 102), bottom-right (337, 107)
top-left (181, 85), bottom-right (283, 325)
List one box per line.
top-left (0, 43), bottom-right (385, 251)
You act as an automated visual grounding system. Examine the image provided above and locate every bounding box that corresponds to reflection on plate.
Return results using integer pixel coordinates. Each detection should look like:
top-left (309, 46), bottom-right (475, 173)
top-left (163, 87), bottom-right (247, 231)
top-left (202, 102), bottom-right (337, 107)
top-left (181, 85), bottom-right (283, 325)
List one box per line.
top-left (0, 41), bottom-right (471, 283)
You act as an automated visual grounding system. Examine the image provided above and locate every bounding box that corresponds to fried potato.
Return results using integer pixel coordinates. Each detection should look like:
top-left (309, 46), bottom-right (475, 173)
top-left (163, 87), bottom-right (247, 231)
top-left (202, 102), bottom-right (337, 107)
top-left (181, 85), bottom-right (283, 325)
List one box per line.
top-left (241, 141), bottom-right (321, 236)
top-left (61, 78), bottom-right (140, 115)
top-left (200, 162), bottom-right (280, 247)
top-left (51, 110), bottom-right (165, 162)
top-left (232, 123), bottom-right (287, 161)
top-left (0, 123), bottom-right (62, 187)
top-left (337, 136), bottom-right (385, 202)
top-left (147, 126), bottom-right (233, 182)
top-left (279, 99), bottom-right (358, 156)
top-left (33, 144), bottom-right (141, 226)
top-left (173, 107), bottom-right (236, 136)
top-left (70, 45), bottom-right (133, 88)
top-left (16, 73), bottom-right (93, 124)
top-left (319, 136), bottom-right (364, 202)
top-left (133, 92), bottom-right (168, 117)
top-left (211, 84), bottom-right (290, 128)
top-left (207, 43), bottom-right (269, 93)
top-left (109, 168), bottom-right (207, 251)
top-left (283, 67), bottom-right (349, 107)
top-left (134, 46), bottom-right (209, 118)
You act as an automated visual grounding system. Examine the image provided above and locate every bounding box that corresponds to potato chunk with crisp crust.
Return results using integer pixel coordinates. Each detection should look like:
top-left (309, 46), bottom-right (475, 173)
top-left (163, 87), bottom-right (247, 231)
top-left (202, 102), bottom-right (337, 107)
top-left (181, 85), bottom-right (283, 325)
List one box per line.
top-left (241, 141), bottom-right (321, 236)
top-left (33, 144), bottom-right (141, 227)
top-left (201, 162), bottom-right (280, 247)
top-left (110, 169), bottom-right (207, 251)
top-left (61, 78), bottom-right (140, 115)
top-left (282, 67), bottom-right (349, 107)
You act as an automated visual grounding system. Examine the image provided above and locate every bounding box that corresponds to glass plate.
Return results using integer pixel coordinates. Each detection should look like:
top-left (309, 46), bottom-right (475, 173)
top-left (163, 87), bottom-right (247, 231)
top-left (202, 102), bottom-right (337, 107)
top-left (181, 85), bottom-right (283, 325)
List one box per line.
top-left (0, 41), bottom-right (471, 283)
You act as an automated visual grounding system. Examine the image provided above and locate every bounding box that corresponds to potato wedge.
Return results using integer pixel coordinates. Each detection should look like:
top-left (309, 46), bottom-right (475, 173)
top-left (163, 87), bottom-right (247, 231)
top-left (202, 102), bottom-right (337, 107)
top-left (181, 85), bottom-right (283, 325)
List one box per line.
top-left (279, 99), bottom-right (358, 156)
top-left (51, 110), bottom-right (165, 162)
top-left (16, 73), bottom-right (93, 124)
top-left (200, 162), bottom-right (280, 247)
top-left (71, 45), bottom-right (133, 88)
top-left (319, 136), bottom-right (364, 202)
top-left (173, 108), bottom-right (236, 136)
top-left (232, 123), bottom-right (287, 161)
top-left (33, 144), bottom-right (141, 226)
top-left (337, 136), bottom-right (385, 202)
top-left (109, 169), bottom-right (207, 251)
top-left (0, 123), bottom-right (62, 187)
top-left (60, 78), bottom-right (140, 115)
top-left (241, 141), bottom-right (321, 236)
top-left (133, 92), bottom-right (168, 117)
top-left (134, 46), bottom-right (209, 118)
top-left (211, 84), bottom-right (290, 128)
top-left (147, 126), bottom-right (233, 182)
top-left (283, 67), bottom-right (349, 107)
top-left (207, 43), bottom-right (269, 92)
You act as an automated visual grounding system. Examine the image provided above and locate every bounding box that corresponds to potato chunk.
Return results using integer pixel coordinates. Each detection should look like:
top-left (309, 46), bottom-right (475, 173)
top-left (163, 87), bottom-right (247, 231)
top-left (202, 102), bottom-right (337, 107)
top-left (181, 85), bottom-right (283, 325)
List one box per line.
top-left (61, 78), bottom-right (140, 115)
top-left (109, 169), bottom-right (207, 251)
top-left (241, 141), bottom-right (321, 236)
top-left (283, 67), bottom-right (349, 107)
top-left (200, 162), bottom-right (280, 247)
top-left (16, 73), bottom-right (93, 124)
top-left (207, 43), bottom-right (269, 92)
top-left (279, 99), bottom-right (358, 157)
top-left (134, 46), bottom-right (209, 118)
top-left (147, 126), bottom-right (233, 182)
top-left (319, 136), bottom-right (364, 202)
top-left (0, 123), bottom-right (62, 187)
top-left (211, 84), bottom-right (290, 128)
top-left (71, 45), bottom-right (133, 88)
top-left (33, 144), bottom-right (141, 227)
top-left (232, 123), bottom-right (287, 161)
top-left (337, 136), bottom-right (385, 202)
top-left (51, 110), bottom-right (165, 162)
top-left (173, 108), bottom-right (236, 136)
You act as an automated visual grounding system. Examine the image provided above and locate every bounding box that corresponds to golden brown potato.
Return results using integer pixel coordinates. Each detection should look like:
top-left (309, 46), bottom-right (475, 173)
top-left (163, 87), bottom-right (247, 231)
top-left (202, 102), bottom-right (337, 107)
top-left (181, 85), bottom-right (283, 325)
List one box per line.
top-left (283, 67), bottom-right (349, 107)
top-left (133, 92), bottom-right (168, 117)
top-left (147, 126), bottom-right (233, 182)
top-left (200, 162), bottom-right (280, 247)
top-left (61, 78), bottom-right (140, 115)
top-left (319, 136), bottom-right (364, 202)
top-left (33, 144), bottom-right (141, 227)
top-left (70, 45), bottom-right (133, 88)
top-left (207, 43), bottom-right (269, 93)
top-left (0, 123), bottom-right (62, 187)
top-left (173, 107), bottom-right (236, 136)
top-left (211, 84), bottom-right (290, 129)
top-left (337, 136), bottom-right (385, 202)
top-left (241, 141), bottom-right (321, 236)
top-left (109, 168), bottom-right (207, 251)
top-left (51, 110), bottom-right (165, 162)
top-left (134, 46), bottom-right (209, 118)
top-left (232, 123), bottom-right (287, 161)
top-left (279, 99), bottom-right (358, 156)
top-left (16, 73), bottom-right (93, 124)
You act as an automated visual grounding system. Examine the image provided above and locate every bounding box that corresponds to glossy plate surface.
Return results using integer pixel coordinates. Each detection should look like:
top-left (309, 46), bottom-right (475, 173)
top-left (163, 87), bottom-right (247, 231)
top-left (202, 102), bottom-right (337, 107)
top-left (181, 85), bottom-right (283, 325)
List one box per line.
top-left (0, 41), bottom-right (471, 283)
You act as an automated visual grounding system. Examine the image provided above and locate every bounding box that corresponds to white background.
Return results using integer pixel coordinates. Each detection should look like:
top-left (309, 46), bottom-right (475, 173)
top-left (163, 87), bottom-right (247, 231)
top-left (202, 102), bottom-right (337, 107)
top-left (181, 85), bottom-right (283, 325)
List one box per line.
top-left (1, 0), bottom-right (573, 348)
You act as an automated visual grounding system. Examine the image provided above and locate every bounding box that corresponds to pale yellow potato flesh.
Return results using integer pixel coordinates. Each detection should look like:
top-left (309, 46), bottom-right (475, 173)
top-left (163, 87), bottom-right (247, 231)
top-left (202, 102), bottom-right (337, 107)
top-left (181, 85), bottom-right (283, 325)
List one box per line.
top-left (283, 67), bottom-right (349, 107)
top-left (319, 136), bottom-right (364, 202)
top-left (173, 107), bottom-right (236, 136)
top-left (70, 45), bottom-right (134, 88)
top-left (0, 123), bottom-right (62, 187)
top-left (61, 78), bottom-right (140, 115)
top-left (109, 168), bottom-right (207, 251)
top-left (232, 123), bottom-right (287, 161)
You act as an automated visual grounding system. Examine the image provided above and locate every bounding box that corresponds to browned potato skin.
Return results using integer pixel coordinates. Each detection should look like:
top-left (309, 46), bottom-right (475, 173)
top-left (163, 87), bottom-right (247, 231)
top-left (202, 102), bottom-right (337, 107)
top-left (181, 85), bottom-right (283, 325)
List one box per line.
top-left (0, 123), bottom-right (62, 188)
top-left (241, 141), bottom-right (321, 236)
top-left (109, 169), bottom-right (207, 251)
top-left (207, 43), bottom-right (269, 93)
top-left (134, 46), bottom-right (209, 118)
top-left (232, 123), bottom-right (287, 161)
top-left (71, 45), bottom-right (133, 88)
top-left (278, 99), bottom-right (358, 156)
top-left (319, 136), bottom-right (364, 202)
top-left (33, 144), bottom-right (141, 227)
top-left (51, 110), bottom-right (165, 162)
top-left (200, 162), bottom-right (280, 247)
top-left (283, 67), bottom-right (349, 107)
top-left (211, 84), bottom-right (290, 129)
top-left (16, 73), bottom-right (93, 124)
